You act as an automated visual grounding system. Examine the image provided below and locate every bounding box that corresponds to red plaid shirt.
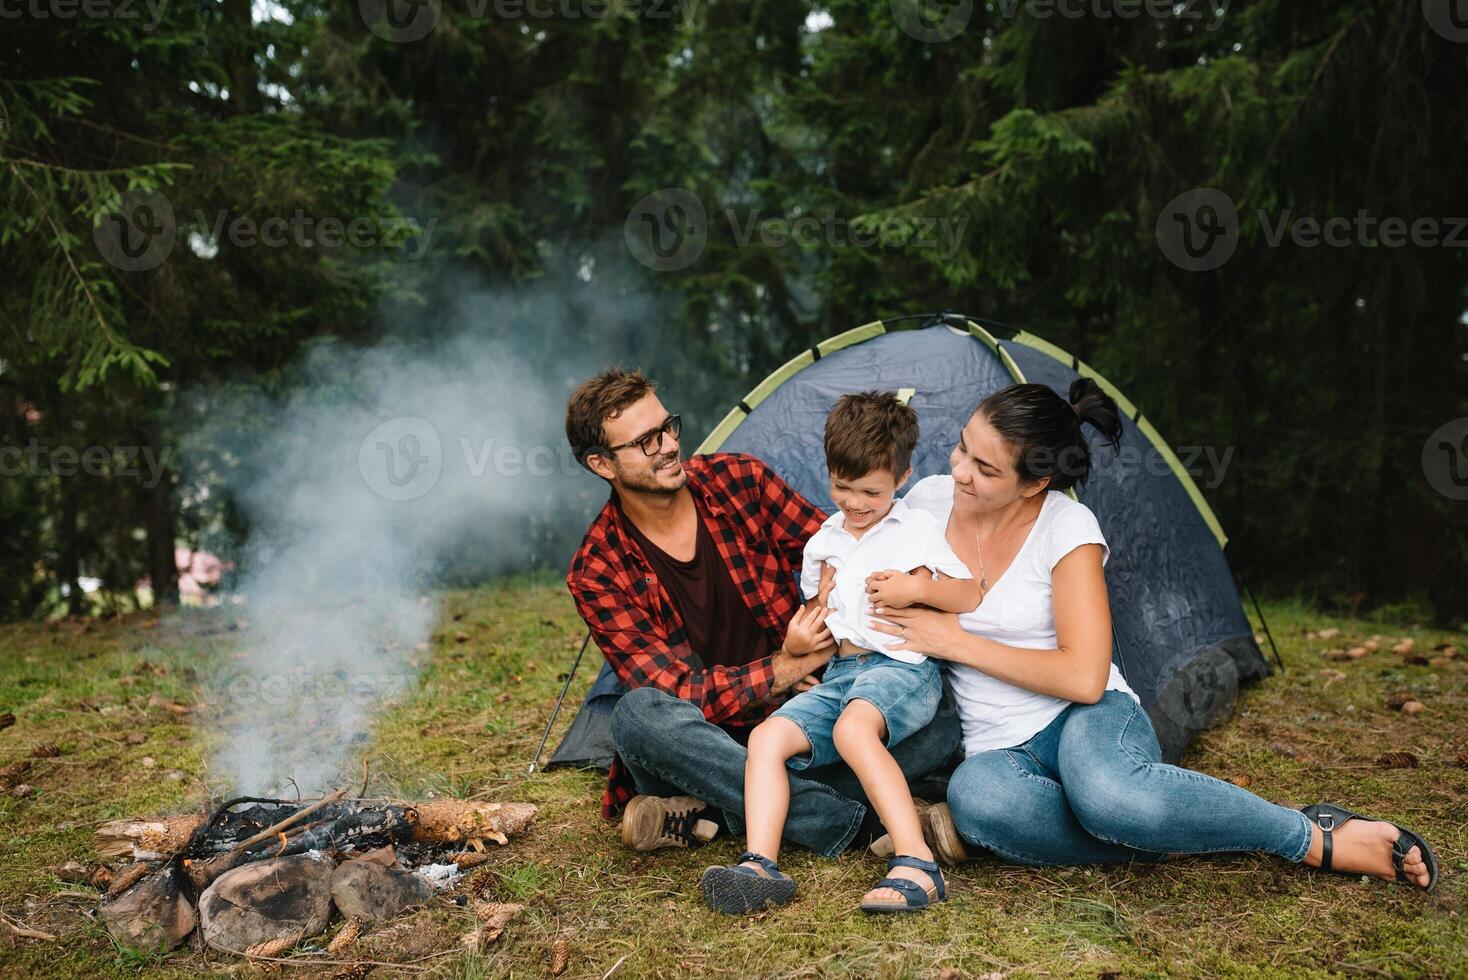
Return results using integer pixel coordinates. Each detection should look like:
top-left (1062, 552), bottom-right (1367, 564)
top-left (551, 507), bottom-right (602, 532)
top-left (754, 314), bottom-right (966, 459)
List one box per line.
top-left (566, 453), bottom-right (827, 818)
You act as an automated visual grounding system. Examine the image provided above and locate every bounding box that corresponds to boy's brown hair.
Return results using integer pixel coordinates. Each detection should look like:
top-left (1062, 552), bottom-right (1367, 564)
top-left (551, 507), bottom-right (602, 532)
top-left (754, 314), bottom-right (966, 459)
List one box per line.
top-left (565, 368), bottom-right (657, 467)
top-left (824, 391), bottom-right (919, 481)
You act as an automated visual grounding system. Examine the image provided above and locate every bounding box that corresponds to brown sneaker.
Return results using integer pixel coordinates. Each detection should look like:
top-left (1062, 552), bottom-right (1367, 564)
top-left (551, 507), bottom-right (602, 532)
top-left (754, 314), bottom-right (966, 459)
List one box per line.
top-left (868, 801), bottom-right (970, 864)
top-left (620, 795), bottom-right (720, 852)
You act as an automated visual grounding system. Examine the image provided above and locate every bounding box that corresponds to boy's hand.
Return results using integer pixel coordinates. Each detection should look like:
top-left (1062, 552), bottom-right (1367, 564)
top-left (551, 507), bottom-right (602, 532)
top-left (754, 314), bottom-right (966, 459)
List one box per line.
top-left (865, 569), bottom-right (921, 610)
top-left (784, 604), bottom-right (834, 656)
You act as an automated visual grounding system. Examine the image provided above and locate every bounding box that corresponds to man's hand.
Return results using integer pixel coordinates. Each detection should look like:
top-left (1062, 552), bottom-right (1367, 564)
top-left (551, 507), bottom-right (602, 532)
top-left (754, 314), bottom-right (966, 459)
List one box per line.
top-left (783, 603), bottom-right (833, 655)
top-left (865, 569), bottom-right (922, 610)
top-left (770, 643), bottom-right (835, 694)
top-left (792, 672), bottom-right (822, 693)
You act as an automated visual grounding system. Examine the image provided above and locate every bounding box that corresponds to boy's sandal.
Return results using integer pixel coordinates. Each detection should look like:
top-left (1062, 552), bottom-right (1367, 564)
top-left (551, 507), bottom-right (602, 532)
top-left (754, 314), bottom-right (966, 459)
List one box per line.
top-left (859, 855), bottom-right (946, 914)
top-left (1301, 803), bottom-right (1439, 893)
top-left (699, 851), bottom-right (797, 915)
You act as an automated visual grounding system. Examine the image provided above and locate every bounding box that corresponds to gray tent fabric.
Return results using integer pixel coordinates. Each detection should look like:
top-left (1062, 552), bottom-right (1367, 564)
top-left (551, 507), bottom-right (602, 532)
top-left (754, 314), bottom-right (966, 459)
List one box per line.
top-left (547, 659), bottom-right (622, 771)
top-left (548, 321), bottom-right (1267, 772)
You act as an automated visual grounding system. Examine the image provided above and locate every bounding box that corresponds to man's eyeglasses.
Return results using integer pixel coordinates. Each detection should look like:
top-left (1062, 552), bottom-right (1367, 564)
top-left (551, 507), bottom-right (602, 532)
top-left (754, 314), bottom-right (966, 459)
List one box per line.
top-left (598, 414), bottom-right (682, 458)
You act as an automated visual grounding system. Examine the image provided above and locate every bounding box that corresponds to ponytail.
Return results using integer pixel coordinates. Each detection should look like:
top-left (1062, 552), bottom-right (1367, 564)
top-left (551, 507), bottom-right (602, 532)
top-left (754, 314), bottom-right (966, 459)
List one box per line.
top-left (1067, 378), bottom-right (1123, 451)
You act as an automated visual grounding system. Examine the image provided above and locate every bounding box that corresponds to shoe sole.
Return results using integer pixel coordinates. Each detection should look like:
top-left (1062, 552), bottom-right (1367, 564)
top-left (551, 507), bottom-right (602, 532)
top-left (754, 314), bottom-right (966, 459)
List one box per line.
top-left (621, 797), bottom-right (718, 852)
top-left (621, 797), bottom-right (674, 851)
top-left (699, 865), bottom-right (796, 915)
top-left (868, 804), bottom-right (970, 864)
top-left (860, 900), bottom-right (937, 914)
top-left (922, 803), bottom-right (970, 864)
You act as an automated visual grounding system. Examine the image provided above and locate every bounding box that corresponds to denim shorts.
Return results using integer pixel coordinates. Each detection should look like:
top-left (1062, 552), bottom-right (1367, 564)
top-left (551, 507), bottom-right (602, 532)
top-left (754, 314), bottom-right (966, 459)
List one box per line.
top-left (771, 653), bottom-right (942, 771)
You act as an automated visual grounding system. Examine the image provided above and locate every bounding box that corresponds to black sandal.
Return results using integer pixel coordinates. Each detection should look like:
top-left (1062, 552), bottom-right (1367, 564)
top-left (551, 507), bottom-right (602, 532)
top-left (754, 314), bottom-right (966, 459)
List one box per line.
top-left (859, 855), bottom-right (947, 914)
top-left (1302, 803), bottom-right (1439, 893)
top-left (699, 851), bottom-right (797, 914)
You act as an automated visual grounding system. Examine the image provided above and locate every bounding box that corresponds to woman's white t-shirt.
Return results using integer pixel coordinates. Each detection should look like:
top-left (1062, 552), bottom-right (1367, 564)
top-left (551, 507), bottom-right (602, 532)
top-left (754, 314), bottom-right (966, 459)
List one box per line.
top-left (902, 475), bottom-right (1138, 757)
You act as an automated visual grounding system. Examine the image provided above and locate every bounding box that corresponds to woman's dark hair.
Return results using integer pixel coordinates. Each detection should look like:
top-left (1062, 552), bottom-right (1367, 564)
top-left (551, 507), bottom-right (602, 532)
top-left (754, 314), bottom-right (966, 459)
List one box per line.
top-left (975, 379), bottom-right (1123, 492)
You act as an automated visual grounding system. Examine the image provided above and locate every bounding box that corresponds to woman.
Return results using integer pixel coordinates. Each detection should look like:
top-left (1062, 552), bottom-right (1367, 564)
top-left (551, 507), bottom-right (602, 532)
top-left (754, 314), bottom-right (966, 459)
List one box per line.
top-left (867, 381), bottom-right (1437, 890)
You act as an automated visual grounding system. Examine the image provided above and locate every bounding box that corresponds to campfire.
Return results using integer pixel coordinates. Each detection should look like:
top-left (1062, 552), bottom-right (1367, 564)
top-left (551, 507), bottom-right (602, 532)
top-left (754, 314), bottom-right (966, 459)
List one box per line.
top-left (95, 789), bottom-right (536, 958)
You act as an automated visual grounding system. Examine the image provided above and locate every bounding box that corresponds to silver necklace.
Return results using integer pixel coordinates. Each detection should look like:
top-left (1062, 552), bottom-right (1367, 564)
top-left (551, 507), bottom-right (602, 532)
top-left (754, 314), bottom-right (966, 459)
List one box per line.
top-left (976, 498), bottom-right (1040, 593)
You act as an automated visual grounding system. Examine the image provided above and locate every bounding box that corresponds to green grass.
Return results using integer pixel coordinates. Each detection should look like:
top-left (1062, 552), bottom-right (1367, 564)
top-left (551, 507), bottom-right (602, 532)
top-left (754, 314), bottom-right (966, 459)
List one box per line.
top-left (0, 580), bottom-right (1463, 977)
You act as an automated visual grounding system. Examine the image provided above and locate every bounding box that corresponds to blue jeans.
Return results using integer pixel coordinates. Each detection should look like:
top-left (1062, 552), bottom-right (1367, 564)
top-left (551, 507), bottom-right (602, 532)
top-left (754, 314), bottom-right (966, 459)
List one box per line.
top-left (772, 654), bottom-right (942, 770)
top-left (611, 685), bottom-right (961, 857)
top-left (947, 690), bottom-right (1313, 867)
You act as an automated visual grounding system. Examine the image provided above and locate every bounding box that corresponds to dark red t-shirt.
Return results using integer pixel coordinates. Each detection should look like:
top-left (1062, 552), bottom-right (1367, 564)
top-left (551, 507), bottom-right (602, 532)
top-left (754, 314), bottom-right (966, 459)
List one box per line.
top-left (620, 502), bottom-right (773, 672)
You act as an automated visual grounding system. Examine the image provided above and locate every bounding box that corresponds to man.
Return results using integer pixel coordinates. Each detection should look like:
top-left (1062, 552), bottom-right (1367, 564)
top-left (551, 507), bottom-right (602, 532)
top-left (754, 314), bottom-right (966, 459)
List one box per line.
top-left (564, 368), bottom-right (960, 858)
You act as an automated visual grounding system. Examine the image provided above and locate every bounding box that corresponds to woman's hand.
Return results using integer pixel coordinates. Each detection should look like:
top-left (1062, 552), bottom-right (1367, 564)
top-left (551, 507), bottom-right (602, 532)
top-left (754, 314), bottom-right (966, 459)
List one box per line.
top-left (865, 569), bottom-right (920, 610)
top-left (784, 604), bottom-right (834, 656)
top-left (868, 604), bottom-right (966, 660)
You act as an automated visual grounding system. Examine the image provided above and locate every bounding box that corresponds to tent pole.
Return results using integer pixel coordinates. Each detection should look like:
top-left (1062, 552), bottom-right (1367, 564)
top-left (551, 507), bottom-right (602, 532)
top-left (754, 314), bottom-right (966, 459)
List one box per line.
top-left (1244, 583), bottom-right (1285, 673)
top-left (528, 631), bottom-right (593, 775)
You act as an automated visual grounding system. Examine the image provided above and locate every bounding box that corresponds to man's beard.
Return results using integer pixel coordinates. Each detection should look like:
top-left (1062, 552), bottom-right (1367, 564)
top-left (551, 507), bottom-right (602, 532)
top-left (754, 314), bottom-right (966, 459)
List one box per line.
top-left (615, 452), bottom-right (687, 495)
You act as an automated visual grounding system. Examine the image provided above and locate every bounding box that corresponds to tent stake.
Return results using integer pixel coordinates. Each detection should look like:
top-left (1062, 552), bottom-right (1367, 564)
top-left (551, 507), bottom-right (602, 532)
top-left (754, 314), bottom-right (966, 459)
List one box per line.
top-left (1244, 584), bottom-right (1285, 673)
top-left (528, 631), bottom-right (593, 775)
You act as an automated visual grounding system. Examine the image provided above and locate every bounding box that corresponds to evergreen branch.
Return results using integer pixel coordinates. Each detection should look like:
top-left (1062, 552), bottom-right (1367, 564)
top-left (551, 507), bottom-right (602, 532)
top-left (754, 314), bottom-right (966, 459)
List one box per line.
top-left (9, 161), bottom-right (112, 340)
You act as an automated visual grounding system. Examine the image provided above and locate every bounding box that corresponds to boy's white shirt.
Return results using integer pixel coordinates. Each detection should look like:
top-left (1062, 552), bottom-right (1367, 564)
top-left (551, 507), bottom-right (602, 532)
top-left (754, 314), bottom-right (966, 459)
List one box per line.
top-left (799, 497), bottom-right (972, 665)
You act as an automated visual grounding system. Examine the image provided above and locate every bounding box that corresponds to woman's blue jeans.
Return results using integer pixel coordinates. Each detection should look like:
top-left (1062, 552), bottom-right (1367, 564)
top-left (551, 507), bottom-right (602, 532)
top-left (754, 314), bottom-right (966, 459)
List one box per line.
top-left (947, 690), bottom-right (1313, 867)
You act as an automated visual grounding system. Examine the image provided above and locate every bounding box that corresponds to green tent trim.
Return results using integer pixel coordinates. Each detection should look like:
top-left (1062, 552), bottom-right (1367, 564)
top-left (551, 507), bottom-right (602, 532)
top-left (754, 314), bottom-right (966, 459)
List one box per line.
top-left (698, 319), bottom-right (884, 454)
top-left (697, 317), bottom-right (1024, 454)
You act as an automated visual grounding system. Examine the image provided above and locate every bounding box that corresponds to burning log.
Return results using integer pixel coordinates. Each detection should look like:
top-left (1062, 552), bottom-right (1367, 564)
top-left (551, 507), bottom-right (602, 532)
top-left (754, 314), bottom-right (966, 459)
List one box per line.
top-left (175, 795), bottom-right (534, 883)
top-left (96, 791), bottom-right (537, 958)
top-left (100, 795), bottom-right (536, 870)
top-left (182, 789), bottom-right (358, 891)
top-left (177, 796), bottom-right (535, 892)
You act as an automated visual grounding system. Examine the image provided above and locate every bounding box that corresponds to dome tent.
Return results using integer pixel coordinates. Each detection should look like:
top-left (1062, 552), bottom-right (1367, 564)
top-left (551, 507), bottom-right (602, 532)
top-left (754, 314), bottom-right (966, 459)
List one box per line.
top-left (537, 315), bottom-right (1273, 777)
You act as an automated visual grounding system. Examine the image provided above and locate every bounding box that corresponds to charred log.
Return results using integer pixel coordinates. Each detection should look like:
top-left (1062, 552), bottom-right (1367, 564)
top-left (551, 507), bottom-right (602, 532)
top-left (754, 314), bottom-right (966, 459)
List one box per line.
top-left (183, 799), bottom-right (413, 861)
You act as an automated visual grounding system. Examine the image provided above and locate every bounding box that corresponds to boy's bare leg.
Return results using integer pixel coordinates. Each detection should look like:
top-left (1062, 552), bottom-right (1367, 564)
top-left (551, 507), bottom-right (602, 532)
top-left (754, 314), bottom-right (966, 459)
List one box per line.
top-left (741, 718), bottom-right (812, 869)
top-left (833, 701), bottom-right (936, 902)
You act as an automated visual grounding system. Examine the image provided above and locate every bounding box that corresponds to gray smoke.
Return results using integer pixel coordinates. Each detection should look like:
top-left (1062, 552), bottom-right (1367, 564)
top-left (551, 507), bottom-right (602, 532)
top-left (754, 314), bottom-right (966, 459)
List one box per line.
top-left (177, 271), bottom-right (674, 796)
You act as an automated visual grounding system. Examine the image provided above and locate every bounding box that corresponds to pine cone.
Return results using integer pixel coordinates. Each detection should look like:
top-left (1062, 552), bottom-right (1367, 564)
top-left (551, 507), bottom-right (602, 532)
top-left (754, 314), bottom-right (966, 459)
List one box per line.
top-left (327, 919), bottom-right (362, 954)
top-left (551, 936), bottom-right (570, 975)
top-left (0, 760), bottom-right (32, 789)
top-left (245, 930), bottom-right (304, 959)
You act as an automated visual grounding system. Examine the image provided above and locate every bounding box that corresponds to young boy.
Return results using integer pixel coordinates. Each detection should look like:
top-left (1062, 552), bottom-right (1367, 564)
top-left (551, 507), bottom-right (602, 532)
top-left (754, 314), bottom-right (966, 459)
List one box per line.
top-left (699, 391), bottom-right (979, 915)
